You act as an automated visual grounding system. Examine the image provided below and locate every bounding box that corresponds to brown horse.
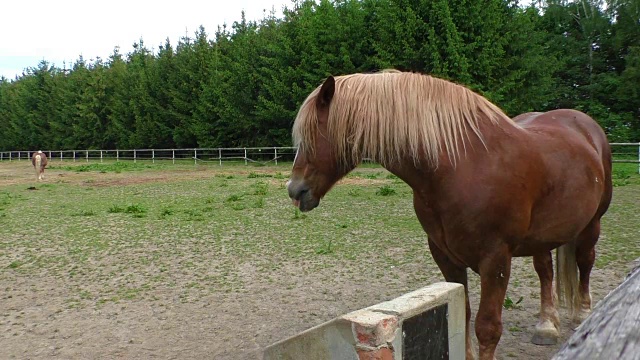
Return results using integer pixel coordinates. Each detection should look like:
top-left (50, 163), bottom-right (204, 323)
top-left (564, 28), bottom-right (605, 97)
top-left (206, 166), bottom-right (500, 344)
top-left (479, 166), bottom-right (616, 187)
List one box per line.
top-left (287, 70), bottom-right (612, 360)
top-left (31, 150), bottom-right (48, 181)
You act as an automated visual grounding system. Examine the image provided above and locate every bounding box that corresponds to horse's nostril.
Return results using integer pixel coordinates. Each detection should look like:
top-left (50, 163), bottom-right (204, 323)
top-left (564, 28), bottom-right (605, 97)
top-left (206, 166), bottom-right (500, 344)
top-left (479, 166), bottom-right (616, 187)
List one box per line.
top-left (293, 188), bottom-right (309, 201)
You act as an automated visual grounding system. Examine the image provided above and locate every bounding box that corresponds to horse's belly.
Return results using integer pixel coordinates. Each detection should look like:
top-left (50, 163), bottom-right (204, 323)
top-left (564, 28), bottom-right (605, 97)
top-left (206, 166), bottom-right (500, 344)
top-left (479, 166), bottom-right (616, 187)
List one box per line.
top-left (514, 201), bottom-right (599, 256)
top-left (512, 239), bottom-right (567, 257)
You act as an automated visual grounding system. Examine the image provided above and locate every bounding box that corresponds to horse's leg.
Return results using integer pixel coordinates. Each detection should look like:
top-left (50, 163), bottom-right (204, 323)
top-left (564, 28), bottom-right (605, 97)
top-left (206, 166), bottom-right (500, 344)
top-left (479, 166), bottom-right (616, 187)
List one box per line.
top-left (574, 219), bottom-right (601, 322)
top-left (476, 248), bottom-right (511, 360)
top-left (531, 252), bottom-right (560, 345)
top-left (428, 238), bottom-right (475, 360)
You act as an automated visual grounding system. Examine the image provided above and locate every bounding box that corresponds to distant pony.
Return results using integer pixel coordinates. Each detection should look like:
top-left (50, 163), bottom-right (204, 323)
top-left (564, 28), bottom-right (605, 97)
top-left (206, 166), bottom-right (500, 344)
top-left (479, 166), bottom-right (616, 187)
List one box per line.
top-left (31, 151), bottom-right (48, 181)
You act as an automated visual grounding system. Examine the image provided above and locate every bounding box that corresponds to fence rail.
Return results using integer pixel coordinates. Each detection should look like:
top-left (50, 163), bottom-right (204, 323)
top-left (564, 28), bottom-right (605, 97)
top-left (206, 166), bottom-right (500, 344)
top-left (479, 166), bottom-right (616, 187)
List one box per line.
top-left (1, 143), bottom-right (639, 172)
top-left (0, 147), bottom-right (298, 166)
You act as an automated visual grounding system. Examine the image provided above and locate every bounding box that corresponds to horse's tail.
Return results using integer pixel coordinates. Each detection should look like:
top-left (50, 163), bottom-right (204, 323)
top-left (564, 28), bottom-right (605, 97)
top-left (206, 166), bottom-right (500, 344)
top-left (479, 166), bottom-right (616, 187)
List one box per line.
top-left (35, 154), bottom-right (42, 179)
top-left (556, 241), bottom-right (580, 316)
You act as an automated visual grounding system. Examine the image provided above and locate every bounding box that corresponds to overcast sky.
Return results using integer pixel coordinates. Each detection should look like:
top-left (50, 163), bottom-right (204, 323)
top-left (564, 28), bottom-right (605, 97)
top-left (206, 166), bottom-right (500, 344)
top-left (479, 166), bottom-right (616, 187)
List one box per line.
top-left (0, 0), bottom-right (293, 79)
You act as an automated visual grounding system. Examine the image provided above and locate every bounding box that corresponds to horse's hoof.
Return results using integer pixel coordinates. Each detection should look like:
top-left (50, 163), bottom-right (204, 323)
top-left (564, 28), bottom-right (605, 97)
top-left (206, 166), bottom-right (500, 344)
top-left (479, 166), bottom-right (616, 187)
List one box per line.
top-left (531, 320), bottom-right (559, 345)
top-left (574, 309), bottom-right (591, 323)
top-left (531, 333), bottom-right (558, 345)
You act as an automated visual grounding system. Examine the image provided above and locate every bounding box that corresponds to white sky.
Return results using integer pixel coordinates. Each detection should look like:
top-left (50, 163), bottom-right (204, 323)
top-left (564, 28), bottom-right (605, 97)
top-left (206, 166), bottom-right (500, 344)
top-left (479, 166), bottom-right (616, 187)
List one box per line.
top-left (0, 0), bottom-right (293, 79)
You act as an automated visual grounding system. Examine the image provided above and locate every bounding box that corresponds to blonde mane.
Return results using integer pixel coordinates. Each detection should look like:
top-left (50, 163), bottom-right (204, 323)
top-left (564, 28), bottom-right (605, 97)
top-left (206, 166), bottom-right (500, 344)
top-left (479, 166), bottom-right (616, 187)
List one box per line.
top-left (293, 70), bottom-right (517, 167)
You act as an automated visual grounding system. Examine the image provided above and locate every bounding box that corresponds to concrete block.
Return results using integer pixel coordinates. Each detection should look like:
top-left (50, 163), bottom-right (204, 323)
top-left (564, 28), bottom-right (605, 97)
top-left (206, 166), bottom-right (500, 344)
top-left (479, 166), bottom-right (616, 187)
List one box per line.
top-left (263, 282), bottom-right (465, 360)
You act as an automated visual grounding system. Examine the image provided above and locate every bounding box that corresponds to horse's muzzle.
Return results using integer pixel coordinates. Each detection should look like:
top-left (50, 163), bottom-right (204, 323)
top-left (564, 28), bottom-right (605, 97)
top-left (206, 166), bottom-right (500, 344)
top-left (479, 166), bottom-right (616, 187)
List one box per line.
top-left (287, 179), bottom-right (319, 212)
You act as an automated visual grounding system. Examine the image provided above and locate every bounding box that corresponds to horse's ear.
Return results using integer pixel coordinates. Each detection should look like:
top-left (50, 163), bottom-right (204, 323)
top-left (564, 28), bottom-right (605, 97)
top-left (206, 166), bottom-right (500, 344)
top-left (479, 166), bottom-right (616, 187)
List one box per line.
top-left (317, 76), bottom-right (335, 108)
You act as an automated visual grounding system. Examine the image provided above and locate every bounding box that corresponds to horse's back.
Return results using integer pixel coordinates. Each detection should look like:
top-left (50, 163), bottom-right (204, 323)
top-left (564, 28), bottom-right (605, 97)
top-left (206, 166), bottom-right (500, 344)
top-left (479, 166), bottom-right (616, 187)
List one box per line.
top-left (517, 109), bottom-right (610, 158)
top-left (512, 112), bottom-right (543, 124)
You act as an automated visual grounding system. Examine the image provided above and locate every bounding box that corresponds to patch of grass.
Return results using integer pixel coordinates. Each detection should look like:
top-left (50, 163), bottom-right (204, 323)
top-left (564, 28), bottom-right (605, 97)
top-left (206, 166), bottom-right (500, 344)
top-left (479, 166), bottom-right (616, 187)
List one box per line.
top-left (159, 208), bottom-right (175, 217)
top-left (125, 204), bottom-right (147, 214)
top-left (108, 205), bottom-right (125, 213)
top-left (230, 203), bottom-right (246, 211)
top-left (73, 209), bottom-right (97, 217)
top-left (253, 198), bottom-right (265, 209)
top-left (293, 208), bottom-right (307, 220)
top-left (613, 169), bottom-right (632, 187)
top-left (253, 182), bottom-right (268, 196)
top-left (0, 191), bottom-right (21, 210)
top-left (183, 209), bottom-right (204, 221)
top-left (225, 194), bottom-right (244, 202)
top-left (503, 295), bottom-right (523, 310)
top-left (108, 204), bottom-right (147, 217)
top-left (376, 185), bottom-right (396, 196)
top-left (316, 238), bottom-right (334, 255)
top-left (60, 162), bottom-right (159, 173)
top-left (247, 172), bottom-right (273, 179)
top-left (348, 189), bottom-right (362, 197)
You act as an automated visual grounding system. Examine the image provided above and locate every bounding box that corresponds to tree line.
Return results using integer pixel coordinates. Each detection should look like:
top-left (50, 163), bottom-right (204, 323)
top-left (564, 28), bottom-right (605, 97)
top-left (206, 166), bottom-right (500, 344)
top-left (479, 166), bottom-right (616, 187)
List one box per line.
top-left (0, 0), bottom-right (638, 151)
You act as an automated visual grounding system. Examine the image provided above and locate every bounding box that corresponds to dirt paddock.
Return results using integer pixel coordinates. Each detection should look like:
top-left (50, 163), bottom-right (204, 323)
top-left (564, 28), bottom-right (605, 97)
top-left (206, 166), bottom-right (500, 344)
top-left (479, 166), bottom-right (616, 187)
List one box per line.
top-left (0, 161), bottom-right (637, 359)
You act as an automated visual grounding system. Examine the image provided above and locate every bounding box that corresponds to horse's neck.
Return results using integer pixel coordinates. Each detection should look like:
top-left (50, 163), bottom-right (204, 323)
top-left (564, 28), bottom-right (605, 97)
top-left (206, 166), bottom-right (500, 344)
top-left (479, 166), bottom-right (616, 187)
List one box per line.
top-left (383, 119), bottom-right (522, 192)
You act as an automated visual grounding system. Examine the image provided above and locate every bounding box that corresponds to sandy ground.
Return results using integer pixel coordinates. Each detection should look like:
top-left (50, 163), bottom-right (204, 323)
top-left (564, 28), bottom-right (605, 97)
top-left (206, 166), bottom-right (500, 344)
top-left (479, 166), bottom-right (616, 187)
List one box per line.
top-left (0, 161), bottom-right (634, 359)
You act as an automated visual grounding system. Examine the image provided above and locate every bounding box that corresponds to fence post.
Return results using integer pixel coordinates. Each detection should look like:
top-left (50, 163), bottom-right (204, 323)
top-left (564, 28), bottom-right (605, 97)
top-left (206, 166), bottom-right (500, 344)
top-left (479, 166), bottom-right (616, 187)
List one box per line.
top-left (60, 151), bottom-right (62, 162)
top-left (48, 151), bottom-right (52, 159)
top-left (172, 150), bottom-right (175, 165)
top-left (219, 149), bottom-right (222, 166)
top-left (638, 142), bottom-right (640, 174)
top-left (9, 152), bottom-right (11, 162)
top-left (152, 149), bottom-right (155, 164)
top-left (194, 149), bottom-right (197, 165)
top-left (274, 148), bottom-right (278, 165)
top-left (100, 150), bottom-right (103, 163)
top-left (244, 148), bottom-right (247, 165)
top-left (18, 152), bottom-right (21, 161)
top-left (73, 151), bottom-right (76, 162)
top-left (134, 149), bottom-right (136, 163)
top-left (86, 150), bottom-right (89, 162)
top-left (116, 150), bottom-right (119, 162)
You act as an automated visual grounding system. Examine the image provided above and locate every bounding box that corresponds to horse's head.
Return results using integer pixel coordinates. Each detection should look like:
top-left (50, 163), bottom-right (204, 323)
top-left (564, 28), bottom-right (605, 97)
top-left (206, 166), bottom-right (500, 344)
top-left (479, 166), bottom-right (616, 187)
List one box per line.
top-left (287, 76), bottom-right (356, 212)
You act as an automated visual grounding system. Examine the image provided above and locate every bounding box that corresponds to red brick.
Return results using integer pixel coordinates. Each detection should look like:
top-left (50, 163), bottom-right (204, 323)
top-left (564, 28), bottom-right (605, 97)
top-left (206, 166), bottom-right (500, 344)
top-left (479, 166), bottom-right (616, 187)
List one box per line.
top-left (356, 346), bottom-right (394, 360)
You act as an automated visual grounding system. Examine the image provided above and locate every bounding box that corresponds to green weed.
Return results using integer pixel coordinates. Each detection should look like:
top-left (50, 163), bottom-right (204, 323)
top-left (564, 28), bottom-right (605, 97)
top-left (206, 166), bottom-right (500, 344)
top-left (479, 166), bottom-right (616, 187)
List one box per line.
top-left (503, 295), bottom-right (523, 310)
top-left (60, 162), bottom-right (158, 173)
top-left (108, 205), bottom-right (125, 213)
top-left (73, 210), bottom-right (97, 217)
top-left (225, 194), bottom-right (244, 202)
top-left (253, 182), bottom-right (268, 196)
top-left (376, 185), bottom-right (396, 196)
top-left (248, 172), bottom-right (273, 179)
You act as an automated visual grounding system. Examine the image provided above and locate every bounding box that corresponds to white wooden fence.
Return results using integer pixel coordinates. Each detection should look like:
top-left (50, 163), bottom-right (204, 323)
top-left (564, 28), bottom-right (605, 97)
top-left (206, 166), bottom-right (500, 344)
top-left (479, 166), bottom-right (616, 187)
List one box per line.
top-left (0, 143), bottom-right (639, 172)
top-left (0, 147), bottom-right (298, 166)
